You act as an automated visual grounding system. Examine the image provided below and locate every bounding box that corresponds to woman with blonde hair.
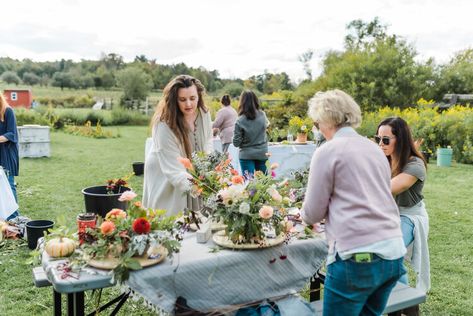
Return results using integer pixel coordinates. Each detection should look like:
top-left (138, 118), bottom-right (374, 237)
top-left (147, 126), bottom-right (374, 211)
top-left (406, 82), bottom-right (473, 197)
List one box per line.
top-left (0, 94), bottom-right (20, 220)
top-left (301, 90), bottom-right (406, 315)
top-left (142, 75), bottom-right (213, 215)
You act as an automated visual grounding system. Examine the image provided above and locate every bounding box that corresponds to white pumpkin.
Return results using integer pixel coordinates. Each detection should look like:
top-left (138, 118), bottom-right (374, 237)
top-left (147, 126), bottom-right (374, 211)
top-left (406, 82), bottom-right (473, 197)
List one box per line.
top-left (45, 237), bottom-right (76, 257)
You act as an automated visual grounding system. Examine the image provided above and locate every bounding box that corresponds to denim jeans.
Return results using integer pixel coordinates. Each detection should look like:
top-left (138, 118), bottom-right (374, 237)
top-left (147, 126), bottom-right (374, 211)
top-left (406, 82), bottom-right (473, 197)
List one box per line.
top-left (239, 159), bottom-right (267, 177)
top-left (399, 215), bottom-right (415, 284)
top-left (323, 254), bottom-right (405, 316)
top-left (6, 172), bottom-right (20, 221)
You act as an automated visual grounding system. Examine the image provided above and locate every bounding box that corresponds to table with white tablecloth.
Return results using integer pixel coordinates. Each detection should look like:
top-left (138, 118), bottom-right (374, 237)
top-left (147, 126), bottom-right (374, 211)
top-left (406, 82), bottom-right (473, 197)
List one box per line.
top-left (145, 137), bottom-right (316, 179)
top-left (215, 139), bottom-right (316, 178)
top-left (0, 167), bottom-right (18, 220)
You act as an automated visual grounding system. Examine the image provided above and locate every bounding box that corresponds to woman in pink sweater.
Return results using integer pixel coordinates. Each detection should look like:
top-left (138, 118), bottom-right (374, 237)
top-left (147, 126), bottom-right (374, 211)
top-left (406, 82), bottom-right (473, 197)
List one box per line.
top-left (301, 90), bottom-right (406, 315)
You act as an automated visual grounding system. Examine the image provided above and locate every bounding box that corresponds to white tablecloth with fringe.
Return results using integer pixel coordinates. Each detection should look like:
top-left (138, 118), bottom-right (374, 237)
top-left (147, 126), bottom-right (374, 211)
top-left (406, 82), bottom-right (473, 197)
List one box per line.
top-left (125, 232), bottom-right (328, 314)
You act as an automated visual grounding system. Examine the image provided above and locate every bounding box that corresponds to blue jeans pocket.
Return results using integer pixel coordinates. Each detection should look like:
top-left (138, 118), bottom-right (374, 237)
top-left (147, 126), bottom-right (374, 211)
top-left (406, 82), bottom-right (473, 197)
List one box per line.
top-left (346, 255), bottom-right (383, 289)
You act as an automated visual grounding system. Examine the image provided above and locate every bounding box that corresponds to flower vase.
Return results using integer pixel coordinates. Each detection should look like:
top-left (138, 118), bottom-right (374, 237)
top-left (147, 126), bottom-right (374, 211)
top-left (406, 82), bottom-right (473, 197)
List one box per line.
top-left (296, 133), bottom-right (307, 143)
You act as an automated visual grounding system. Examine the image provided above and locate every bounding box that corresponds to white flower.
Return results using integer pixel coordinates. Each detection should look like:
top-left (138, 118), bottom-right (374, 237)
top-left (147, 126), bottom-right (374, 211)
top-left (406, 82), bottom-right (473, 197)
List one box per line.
top-left (301, 125), bottom-right (307, 132)
top-left (218, 184), bottom-right (247, 205)
top-left (239, 202), bottom-right (250, 215)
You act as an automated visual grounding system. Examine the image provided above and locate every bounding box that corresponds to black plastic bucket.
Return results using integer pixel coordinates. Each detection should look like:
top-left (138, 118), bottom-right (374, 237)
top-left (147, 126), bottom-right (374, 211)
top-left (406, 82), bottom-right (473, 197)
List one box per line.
top-left (82, 185), bottom-right (130, 218)
top-left (132, 162), bottom-right (145, 176)
top-left (26, 220), bottom-right (54, 250)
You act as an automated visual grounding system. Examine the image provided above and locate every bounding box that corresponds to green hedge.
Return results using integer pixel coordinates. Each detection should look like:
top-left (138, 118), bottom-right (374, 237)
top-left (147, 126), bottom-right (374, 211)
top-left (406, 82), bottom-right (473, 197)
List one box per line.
top-left (359, 106), bottom-right (473, 164)
top-left (14, 107), bottom-right (150, 128)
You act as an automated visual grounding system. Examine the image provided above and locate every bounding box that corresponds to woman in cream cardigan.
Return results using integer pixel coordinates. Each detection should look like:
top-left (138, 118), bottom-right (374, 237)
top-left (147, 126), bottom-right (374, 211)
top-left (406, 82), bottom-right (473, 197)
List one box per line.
top-left (142, 75), bottom-right (213, 215)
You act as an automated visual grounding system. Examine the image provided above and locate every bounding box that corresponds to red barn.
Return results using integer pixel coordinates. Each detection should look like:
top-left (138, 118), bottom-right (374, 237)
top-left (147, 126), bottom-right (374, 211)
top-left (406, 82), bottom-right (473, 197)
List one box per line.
top-left (2, 89), bottom-right (33, 109)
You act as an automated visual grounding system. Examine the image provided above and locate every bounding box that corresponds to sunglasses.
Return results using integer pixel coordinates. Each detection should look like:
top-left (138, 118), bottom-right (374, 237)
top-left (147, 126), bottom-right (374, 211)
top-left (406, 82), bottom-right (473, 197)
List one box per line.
top-left (374, 135), bottom-right (395, 145)
top-left (313, 121), bottom-right (320, 130)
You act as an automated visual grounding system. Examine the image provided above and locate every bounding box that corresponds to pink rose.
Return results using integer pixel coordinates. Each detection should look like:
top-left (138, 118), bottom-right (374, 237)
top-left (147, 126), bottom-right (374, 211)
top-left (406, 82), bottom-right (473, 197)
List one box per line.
top-left (259, 205), bottom-right (274, 219)
top-left (118, 190), bottom-right (137, 202)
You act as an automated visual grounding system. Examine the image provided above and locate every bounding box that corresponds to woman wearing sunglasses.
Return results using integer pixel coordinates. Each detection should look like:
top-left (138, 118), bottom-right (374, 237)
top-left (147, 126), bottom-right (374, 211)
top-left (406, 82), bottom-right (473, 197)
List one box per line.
top-left (376, 117), bottom-right (430, 293)
top-left (301, 90), bottom-right (406, 315)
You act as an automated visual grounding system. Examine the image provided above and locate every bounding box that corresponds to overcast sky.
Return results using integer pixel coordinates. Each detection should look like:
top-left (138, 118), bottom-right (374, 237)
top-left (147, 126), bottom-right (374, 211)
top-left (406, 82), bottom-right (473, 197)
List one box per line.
top-left (1, 0), bottom-right (472, 82)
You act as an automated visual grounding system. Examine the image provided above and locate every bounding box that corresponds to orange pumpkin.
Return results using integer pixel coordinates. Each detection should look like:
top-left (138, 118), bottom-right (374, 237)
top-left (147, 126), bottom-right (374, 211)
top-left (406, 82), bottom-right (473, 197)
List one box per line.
top-left (45, 237), bottom-right (76, 257)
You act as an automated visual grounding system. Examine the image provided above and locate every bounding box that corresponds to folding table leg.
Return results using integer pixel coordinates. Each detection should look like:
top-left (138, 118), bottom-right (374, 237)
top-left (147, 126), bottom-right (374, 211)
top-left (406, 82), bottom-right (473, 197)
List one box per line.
top-left (53, 290), bottom-right (61, 316)
top-left (67, 293), bottom-right (74, 316)
top-left (74, 292), bottom-right (85, 316)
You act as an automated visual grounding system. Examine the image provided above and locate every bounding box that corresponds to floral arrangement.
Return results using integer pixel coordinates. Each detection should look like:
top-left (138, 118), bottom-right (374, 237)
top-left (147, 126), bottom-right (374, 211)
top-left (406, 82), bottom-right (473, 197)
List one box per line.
top-left (288, 116), bottom-right (313, 135)
top-left (179, 153), bottom-right (294, 244)
top-left (80, 191), bottom-right (183, 283)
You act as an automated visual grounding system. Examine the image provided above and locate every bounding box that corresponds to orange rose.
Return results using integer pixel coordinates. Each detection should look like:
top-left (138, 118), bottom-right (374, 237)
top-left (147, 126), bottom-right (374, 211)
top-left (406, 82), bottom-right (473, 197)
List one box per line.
top-left (231, 175), bottom-right (245, 185)
top-left (134, 201), bottom-right (142, 208)
top-left (105, 208), bottom-right (127, 220)
top-left (100, 221), bottom-right (116, 235)
top-left (177, 157), bottom-right (194, 170)
top-left (230, 169), bottom-right (239, 176)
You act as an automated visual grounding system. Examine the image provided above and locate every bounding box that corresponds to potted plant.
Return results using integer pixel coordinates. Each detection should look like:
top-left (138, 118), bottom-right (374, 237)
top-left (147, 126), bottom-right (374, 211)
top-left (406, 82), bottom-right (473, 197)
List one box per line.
top-left (82, 175), bottom-right (132, 218)
top-left (180, 152), bottom-right (295, 248)
top-left (288, 116), bottom-right (312, 143)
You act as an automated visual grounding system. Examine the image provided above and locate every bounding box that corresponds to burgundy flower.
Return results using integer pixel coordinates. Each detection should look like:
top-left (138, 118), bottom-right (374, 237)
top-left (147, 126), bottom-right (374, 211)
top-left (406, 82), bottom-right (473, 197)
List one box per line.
top-left (132, 218), bottom-right (151, 234)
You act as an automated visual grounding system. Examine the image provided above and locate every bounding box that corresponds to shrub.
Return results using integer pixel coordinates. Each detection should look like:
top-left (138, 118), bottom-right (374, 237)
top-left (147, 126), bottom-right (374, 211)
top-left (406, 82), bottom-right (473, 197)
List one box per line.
top-left (64, 121), bottom-right (119, 138)
top-left (14, 108), bottom-right (49, 126)
top-left (359, 105), bottom-right (473, 164)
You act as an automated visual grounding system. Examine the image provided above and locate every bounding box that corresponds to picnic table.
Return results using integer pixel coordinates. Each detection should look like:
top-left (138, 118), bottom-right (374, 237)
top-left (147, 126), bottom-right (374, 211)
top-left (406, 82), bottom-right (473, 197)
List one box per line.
top-left (39, 231), bottom-right (328, 315)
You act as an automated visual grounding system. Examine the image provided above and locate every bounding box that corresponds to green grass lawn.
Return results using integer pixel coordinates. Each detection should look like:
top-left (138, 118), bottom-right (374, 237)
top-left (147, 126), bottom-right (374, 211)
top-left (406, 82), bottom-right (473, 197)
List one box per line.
top-left (1, 126), bottom-right (472, 315)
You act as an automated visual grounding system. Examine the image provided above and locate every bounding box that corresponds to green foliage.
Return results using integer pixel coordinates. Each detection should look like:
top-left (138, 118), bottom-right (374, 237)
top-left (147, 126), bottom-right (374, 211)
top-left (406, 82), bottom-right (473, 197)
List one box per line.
top-left (14, 108), bottom-right (50, 126)
top-left (64, 121), bottom-right (119, 138)
top-left (22, 72), bottom-right (41, 85)
top-left (359, 105), bottom-right (473, 164)
top-left (14, 107), bottom-right (150, 128)
top-left (243, 72), bottom-right (294, 94)
top-left (222, 81), bottom-right (244, 98)
top-left (116, 67), bottom-right (153, 101)
top-left (435, 48), bottom-right (473, 99)
top-left (1, 70), bottom-right (21, 85)
top-left (36, 94), bottom-right (95, 108)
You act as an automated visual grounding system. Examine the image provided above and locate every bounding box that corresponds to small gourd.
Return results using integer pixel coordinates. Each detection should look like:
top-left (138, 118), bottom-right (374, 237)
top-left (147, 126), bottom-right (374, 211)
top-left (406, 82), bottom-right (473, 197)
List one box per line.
top-left (45, 237), bottom-right (76, 257)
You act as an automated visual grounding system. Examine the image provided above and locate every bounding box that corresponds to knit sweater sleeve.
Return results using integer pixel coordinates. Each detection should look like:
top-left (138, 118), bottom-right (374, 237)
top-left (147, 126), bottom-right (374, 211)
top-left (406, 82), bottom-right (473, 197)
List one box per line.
top-left (301, 145), bottom-right (333, 224)
top-left (155, 123), bottom-right (191, 192)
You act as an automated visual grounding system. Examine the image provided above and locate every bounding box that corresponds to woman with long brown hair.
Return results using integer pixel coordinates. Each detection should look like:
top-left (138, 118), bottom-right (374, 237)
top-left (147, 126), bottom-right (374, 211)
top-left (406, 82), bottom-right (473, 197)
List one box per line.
top-left (232, 90), bottom-right (269, 176)
top-left (0, 93), bottom-right (20, 220)
top-left (376, 116), bottom-right (430, 292)
top-left (142, 75), bottom-right (213, 215)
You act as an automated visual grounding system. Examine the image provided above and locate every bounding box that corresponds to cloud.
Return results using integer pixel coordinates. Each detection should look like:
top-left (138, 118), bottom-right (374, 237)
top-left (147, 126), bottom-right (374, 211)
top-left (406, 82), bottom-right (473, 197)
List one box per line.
top-left (0, 23), bottom-right (98, 56)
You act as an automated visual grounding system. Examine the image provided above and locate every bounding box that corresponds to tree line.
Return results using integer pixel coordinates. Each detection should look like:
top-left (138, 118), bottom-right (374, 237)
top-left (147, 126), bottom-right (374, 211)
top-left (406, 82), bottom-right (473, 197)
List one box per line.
top-left (1, 17), bottom-right (473, 110)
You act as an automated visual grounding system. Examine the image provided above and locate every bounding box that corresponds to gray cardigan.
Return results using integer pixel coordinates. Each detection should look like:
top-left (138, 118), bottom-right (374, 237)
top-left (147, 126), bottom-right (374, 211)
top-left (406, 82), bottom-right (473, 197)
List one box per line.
top-left (232, 111), bottom-right (268, 160)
